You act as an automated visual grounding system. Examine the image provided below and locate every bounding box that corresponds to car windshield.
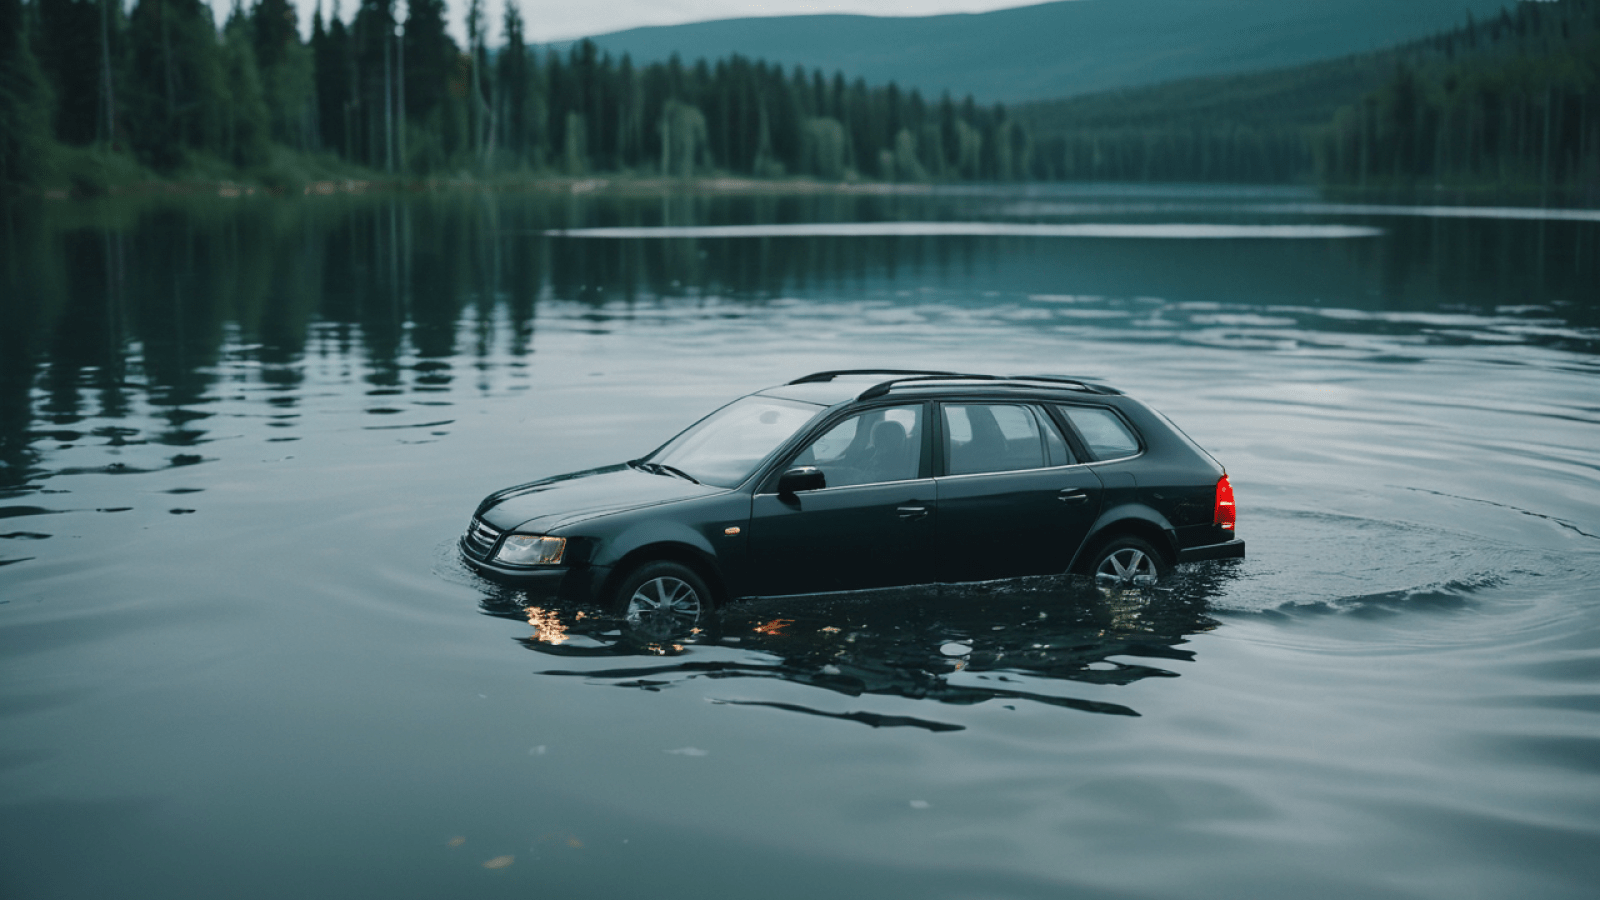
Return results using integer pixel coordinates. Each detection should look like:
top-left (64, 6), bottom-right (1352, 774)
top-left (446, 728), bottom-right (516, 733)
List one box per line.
top-left (644, 395), bottom-right (822, 488)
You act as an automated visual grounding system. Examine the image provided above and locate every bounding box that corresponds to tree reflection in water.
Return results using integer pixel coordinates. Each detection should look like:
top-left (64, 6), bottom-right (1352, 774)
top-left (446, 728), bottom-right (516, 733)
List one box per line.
top-left (478, 564), bottom-right (1237, 729)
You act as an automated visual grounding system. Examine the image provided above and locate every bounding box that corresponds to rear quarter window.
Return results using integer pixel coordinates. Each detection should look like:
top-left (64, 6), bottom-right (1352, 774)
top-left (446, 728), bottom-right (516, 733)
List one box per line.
top-left (1058, 406), bottom-right (1142, 460)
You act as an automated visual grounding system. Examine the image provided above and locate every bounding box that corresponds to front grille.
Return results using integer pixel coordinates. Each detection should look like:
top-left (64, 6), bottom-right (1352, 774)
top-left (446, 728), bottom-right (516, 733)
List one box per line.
top-left (462, 518), bottom-right (502, 559)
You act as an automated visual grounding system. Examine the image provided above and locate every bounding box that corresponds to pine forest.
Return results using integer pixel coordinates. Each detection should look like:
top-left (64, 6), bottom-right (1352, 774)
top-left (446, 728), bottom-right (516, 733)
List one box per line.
top-left (1, 0), bottom-right (1597, 195)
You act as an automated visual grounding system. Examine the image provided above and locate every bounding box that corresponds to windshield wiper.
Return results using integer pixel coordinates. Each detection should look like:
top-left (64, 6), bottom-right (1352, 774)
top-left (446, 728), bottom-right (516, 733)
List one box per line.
top-left (630, 460), bottom-right (700, 484)
top-left (651, 463), bottom-right (700, 484)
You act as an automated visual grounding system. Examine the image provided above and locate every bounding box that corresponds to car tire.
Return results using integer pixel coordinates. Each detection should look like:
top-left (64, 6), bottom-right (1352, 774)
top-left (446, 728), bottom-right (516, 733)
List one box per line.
top-left (1089, 536), bottom-right (1169, 588)
top-left (613, 560), bottom-right (712, 634)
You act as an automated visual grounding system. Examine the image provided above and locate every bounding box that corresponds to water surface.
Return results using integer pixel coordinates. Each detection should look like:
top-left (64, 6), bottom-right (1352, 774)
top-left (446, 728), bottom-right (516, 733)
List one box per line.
top-left (2, 185), bottom-right (1598, 899)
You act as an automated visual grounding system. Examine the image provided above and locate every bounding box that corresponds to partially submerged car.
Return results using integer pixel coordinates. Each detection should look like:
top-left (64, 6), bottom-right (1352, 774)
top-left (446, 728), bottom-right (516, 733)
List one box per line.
top-left (461, 370), bottom-right (1243, 629)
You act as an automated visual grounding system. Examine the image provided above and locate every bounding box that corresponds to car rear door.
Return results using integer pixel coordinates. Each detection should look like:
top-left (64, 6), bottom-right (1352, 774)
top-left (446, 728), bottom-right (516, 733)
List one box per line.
top-left (932, 402), bottom-right (1104, 583)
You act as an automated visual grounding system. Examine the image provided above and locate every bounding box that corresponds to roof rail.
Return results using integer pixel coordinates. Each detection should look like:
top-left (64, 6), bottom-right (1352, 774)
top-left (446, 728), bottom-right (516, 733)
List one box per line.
top-left (1007, 374), bottom-right (1122, 395)
top-left (855, 373), bottom-right (1116, 401)
top-left (787, 369), bottom-right (964, 385)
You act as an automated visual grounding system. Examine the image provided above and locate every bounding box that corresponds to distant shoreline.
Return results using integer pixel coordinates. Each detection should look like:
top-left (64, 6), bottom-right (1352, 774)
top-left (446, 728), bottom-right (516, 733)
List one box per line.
top-left (22, 174), bottom-right (943, 203)
top-left (16, 174), bottom-right (1597, 211)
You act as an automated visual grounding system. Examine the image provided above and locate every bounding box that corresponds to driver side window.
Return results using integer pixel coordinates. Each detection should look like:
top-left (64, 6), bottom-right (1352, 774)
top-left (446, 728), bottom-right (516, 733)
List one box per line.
top-left (791, 405), bottom-right (923, 488)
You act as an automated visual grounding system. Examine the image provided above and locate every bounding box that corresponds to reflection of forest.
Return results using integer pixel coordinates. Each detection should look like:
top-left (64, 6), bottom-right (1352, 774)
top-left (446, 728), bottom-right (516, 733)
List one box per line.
top-left (481, 571), bottom-right (1236, 726)
top-left (3, 192), bottom-right (1597, 490)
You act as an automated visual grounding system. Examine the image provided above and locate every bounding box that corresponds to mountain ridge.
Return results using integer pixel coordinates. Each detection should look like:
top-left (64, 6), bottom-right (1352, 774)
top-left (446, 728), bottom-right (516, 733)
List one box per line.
top-left (573, 0), bottom-right (1515, 104)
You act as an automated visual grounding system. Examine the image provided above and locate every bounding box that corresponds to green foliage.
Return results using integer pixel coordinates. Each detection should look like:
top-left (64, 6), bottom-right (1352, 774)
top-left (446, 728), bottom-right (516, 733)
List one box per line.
top-left (222, 8), bottom-right (272, 168)
top-left (252, 0), bottom-right (315, 149)
top-left (0, 0), bottom-right (54, 185)
top-left (125, 0), bottom-right (231, 170)
top-left (8, 0), bottom-right (1042, 188)
top-left (494, 1), bottom-right (540, 171)
top-left (890, 128), bottom-right (926, 182)
top-left (43, 141), bottom-right (147, 194)
top-left (1317, 1), bottom-right (1600, 193)
top-left (1015, 47), bottom-right (1391, 182)
top-left (658, 100), bottom-right (706, 177)
top-left (801, 116), bottom-right (846, 180)
top-left (33, 0), bottom-right (114, 146)
top-left (563, 110), bottom-right (586, 174)
top-left (1018, 0), bottom-right (1600, 188)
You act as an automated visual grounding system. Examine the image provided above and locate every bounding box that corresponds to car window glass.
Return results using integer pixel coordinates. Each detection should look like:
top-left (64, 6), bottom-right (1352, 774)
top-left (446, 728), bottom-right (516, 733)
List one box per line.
top-left (944, 404), bottom-right (1046, 475)
top-left (1059, 406), bottom-right (1141, 459)
top-left (649, 396), bottom-right (821, 487)
top-left (791, 406), bottom-right (922, 488)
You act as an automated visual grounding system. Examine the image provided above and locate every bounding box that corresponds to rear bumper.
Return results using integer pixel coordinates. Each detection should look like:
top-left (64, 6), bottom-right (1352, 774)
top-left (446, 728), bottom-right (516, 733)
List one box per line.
top-left (1177, 538), bottom-right (1246, 564)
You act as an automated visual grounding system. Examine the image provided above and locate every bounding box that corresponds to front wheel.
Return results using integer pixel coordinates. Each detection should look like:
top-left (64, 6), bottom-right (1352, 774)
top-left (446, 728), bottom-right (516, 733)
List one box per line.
top-left (1089, 537), bottom-right (1169, 588)
top-left (613, 561), bottom-right (712, 637)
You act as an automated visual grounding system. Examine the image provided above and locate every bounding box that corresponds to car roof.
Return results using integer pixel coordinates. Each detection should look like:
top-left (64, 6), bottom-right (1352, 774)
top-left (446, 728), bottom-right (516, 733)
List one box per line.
top-left (755, 370), bottom-right (1123, 407)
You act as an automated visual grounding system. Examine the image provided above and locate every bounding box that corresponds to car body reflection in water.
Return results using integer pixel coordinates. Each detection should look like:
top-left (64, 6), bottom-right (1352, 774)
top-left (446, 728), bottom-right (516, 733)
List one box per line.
top-left (478, 565), bottom-right (1236, 729)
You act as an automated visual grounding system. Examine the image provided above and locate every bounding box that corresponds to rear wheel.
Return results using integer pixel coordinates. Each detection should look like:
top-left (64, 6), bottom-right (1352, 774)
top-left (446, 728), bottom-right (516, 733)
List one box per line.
top-left (1090, 537), bottom-right (1169, 588)
top-left (613, 561), bottom-right (712, 637)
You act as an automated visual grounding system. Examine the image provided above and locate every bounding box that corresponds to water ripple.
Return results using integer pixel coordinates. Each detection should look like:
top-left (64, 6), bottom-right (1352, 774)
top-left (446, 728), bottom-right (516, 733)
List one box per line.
top-left (547, 222), bottom-right (1384, 239)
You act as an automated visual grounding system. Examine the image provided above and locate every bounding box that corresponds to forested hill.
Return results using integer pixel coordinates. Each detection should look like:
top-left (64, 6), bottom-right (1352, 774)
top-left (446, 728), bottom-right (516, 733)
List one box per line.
top-left (579, 0), bottom-right (1511, 104)
top-left (3, 0), bottom-right (1593, 193)
top-left (1013, 0), bottom-right (1600, 191)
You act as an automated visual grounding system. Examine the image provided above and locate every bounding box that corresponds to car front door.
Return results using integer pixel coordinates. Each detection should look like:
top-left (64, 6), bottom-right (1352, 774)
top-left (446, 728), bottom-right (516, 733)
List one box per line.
top-left (747, 403), bottom-right (936, 596)
top-left (933, 402), bottom-right (1104, 583)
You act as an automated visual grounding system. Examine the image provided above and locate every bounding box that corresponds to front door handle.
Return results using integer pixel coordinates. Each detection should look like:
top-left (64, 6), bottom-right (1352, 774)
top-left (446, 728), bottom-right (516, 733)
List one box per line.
top-left (1058, 490), bottom-right (1089, 504)
top-left (897, 505), bottom-right (929, 520)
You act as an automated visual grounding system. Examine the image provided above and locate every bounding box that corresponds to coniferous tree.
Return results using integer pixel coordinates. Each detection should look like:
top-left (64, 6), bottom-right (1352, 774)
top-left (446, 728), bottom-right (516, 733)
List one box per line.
top-left (251, 0), bottom-right (315, 148)
top-left (348, 0), bottom-right (385, 167)
top-left (0, 0), bottom-right (54, 184)
top-left (401, 0), bottom-right (457, 170)
top-left (221, 0), bottom-right (270, 166)
top-left (465, 0), bottom-right (488, 163)
top-left (310, 0), bottom-right (351, 155)
top-left (35, 0), bottom-right (105, 145)
top-left (10, 0), bottom-right (1062, 185)
top-left (495, 1), bottom-right (529, 167)
top-left (126, 0), bottom-right (231, 169)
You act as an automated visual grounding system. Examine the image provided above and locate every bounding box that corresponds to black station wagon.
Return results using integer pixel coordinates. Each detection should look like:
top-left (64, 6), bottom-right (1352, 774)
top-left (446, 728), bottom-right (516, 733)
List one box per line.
top-left (461, 370), bottom-right (1243, 629)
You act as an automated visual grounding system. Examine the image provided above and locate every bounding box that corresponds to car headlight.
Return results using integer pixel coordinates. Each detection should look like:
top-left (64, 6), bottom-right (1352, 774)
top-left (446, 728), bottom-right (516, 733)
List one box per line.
top-left (493, 534), bottom-right (567, 566)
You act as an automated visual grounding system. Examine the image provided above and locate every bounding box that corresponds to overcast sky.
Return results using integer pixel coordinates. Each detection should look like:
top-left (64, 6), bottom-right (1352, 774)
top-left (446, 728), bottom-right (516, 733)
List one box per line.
top-left (273, 0), bottom-right (1053, 44)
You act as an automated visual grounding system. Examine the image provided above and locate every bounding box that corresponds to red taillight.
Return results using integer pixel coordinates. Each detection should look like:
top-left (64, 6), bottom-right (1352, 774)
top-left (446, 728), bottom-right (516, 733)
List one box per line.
top-left (1214, 474), bottom-right (1236, 530)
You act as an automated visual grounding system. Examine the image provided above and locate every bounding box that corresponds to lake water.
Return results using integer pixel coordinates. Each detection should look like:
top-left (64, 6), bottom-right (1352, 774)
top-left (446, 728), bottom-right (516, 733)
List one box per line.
top-left (2, 184), bottom-right (1598, 899)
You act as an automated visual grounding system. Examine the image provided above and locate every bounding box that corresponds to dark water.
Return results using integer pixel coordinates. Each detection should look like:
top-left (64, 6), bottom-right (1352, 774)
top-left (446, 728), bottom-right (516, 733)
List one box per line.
top-left (2, 185), bottom-right (1598, 899)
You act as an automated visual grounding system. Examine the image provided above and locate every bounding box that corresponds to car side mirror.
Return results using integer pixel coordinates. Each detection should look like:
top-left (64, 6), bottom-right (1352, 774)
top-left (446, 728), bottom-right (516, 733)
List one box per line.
top-left (777, 466), bottom-right (825, 496)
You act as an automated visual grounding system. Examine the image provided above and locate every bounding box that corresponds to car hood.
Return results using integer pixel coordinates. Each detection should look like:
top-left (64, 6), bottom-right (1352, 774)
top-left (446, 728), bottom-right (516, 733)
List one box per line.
top-left (477, 464), bottom-right (724, 533)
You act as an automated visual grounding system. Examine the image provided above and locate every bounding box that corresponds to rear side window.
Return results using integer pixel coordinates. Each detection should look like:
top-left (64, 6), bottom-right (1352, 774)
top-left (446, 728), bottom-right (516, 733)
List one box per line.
top-left (1058, 406), bottom-right (1141, 460)
top-left (944, 404), bottom-right (1055, 475)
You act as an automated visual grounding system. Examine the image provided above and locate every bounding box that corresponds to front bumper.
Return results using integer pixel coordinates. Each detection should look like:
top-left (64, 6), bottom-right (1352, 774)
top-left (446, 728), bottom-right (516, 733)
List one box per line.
top-left (1176, 538), bottom-right (1246, 564)
top-left (460, 539), bottom-right (611, 602)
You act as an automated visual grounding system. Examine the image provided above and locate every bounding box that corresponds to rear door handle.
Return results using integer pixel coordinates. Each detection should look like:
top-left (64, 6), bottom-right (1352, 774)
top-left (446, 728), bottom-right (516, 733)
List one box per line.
top-left (1058, 490), bottom-right (1088, 504)
top-left (897, 505), bottom-right (929, 520)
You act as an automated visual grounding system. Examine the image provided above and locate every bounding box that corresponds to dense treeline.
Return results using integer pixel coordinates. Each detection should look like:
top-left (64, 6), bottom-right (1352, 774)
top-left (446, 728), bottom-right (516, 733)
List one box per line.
top-left (1018, 0), bottom-right (1600, 192)
top-left (1317, 0), bottom-right (1600, 192)
top-left (4, 0), bottom-right (1597, 191)
top-left (1016, 55), bottom-right (1399, 183)
top-left (0, 0), bottom-right (1032, 188)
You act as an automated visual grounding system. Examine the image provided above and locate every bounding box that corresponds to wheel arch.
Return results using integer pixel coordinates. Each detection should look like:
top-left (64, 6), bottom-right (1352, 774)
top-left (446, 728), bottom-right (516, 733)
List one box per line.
top-left (601, 541), bottom-right (730, 608)
top-left (1071, 507), bottom-right (1178, 575)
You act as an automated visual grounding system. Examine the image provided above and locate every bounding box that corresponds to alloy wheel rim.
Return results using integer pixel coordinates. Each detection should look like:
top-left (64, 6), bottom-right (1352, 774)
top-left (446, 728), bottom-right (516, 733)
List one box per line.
top-left (1096, 547), bottom-right (1159, 587)
top-left (625, 576), bottom-right (703, 625)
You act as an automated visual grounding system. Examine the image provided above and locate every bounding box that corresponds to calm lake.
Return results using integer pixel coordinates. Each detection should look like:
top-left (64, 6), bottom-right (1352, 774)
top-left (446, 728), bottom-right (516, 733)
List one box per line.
top-left (2, 183), bottom-right (1598, 899)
